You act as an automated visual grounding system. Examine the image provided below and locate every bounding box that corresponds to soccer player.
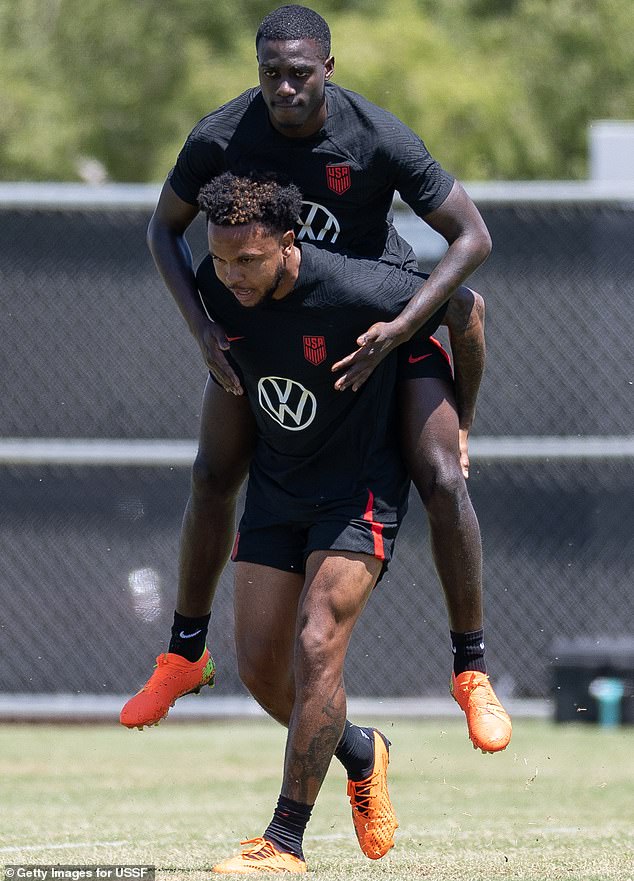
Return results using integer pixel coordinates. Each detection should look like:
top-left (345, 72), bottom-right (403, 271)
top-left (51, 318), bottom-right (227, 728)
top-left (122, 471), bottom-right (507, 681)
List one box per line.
top-left (121, 4), bottom-right (511, 755)
top-left (195, 172), bottom-right (448, 873)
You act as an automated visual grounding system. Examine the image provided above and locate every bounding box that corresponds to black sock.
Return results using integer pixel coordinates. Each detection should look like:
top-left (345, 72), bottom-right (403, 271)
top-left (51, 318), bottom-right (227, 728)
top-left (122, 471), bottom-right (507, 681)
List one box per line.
top-left (334, 721), bottom-right (376, 781)
top-left (451, 629), bottom-right (487, 675)
top-left (168, 611), bottom-right (210, 662)
top-left (264, 795), bottom-right (312, 860)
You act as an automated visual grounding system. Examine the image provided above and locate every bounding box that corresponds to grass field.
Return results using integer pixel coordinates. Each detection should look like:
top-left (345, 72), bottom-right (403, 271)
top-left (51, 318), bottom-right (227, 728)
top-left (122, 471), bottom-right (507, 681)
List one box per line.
top-left (1, 718), bottom-right (632, 881)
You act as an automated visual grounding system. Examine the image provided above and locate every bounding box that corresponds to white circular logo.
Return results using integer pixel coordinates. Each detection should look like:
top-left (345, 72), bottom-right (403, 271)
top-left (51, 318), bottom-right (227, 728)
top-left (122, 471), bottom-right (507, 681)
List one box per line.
top-left (257, 376), bottom-right (317, 431)
top-left (297, 201), bottom-right (341, 244)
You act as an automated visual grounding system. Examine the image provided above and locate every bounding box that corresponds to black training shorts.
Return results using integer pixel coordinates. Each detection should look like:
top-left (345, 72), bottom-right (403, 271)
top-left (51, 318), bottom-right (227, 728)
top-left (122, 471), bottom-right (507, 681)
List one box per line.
top-left (398, 335), bottom-right (453, 381)
top-left (231, 487), bottom-right (406, 578)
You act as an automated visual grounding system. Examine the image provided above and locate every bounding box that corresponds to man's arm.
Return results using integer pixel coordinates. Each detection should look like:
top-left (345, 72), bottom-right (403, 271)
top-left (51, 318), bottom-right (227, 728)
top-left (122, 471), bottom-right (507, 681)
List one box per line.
top-left (332, 180), bottom-right (491, 391)
top-left (147, 181), bottom-right (243, 394)
top-left (443, 287), bottom-right (486, 479)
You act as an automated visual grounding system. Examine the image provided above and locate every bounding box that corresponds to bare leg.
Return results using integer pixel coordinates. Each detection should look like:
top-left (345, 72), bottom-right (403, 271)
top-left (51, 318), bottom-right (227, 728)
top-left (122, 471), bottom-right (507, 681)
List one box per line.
top-left (177, 376), bottom-right (256, 616)
top-left (229, 554), bottom-right (396, 867)
top-left (399, 376), bottom-right (483, 632)
top-left (234, 562), bottom-right (300, 725)
top-left (282, 550), bottom-right (381, 805)
top-left (119, 381), bottom-right (256, 728)
top-left (235, 552), bottom-right (381, 803)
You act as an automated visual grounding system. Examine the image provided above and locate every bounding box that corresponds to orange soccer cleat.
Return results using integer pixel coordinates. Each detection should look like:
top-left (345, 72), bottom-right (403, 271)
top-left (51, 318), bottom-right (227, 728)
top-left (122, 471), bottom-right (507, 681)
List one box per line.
top-left (119, 649), bottom-right (215, 729)
top-left (211, 838), bottom-right (307, 874)
top-left (346, 729), bottom-right (398, 859)
top-left (451, 670), bottom-right (512, 753)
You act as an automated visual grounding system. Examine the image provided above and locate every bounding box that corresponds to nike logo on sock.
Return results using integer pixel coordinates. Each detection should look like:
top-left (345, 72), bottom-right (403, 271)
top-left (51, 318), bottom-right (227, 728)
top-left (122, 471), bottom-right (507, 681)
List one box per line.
top-left (408, 353), bottom-right (433, 364)
top-left (179, 629), bottom-right (203, 639)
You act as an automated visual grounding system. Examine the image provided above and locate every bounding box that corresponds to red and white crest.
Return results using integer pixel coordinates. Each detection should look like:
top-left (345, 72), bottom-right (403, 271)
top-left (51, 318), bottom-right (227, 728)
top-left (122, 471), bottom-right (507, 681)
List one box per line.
top-left (326, 163), bottom-right (351, 195)
top-left (303, 335), bottom-right (327, 366)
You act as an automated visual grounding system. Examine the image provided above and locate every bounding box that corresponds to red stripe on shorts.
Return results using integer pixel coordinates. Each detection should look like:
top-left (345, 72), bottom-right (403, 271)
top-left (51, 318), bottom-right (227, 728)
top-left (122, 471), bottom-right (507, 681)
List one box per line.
top-left (230, 531), bottom-right (240, 561)
top-left (363, 489), bottom-right (385, 560)
top-left (429, 335), bottom-right (452, 366)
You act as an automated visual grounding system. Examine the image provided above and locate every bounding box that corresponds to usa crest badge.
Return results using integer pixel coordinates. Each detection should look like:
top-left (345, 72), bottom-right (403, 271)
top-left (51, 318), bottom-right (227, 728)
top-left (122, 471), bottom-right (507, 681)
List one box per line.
top-left (303, 335), bottom-right (327, 366)
top-left (326, 163), bottom-right (351, 195)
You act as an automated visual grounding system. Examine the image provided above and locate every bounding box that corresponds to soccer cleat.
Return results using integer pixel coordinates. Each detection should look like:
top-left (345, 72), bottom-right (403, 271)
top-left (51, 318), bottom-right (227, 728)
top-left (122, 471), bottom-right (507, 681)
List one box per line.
top-left (211, 837), bottom-right (307, 874)
top-left (119, 649), bottom-right (215, 729)
top-left (346, 729), bottom-right (398, 859)
top-left (451, 670), bottom-right (512, 753)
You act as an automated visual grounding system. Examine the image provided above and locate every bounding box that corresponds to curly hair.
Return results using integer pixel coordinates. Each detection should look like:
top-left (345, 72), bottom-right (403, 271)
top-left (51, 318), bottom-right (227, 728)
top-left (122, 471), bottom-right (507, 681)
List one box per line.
top-left (256, 5), bottom-right (331, 59)
top-left (197, 172), bottom-right (302, 235)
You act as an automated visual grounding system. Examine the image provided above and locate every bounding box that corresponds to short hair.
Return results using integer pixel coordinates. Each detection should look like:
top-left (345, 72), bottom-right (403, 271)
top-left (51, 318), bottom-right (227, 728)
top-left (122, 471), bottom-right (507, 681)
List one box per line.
top-left (198, 172), bottom-right (302, 235)
top-left (256, 5), bottom-right (331, 59)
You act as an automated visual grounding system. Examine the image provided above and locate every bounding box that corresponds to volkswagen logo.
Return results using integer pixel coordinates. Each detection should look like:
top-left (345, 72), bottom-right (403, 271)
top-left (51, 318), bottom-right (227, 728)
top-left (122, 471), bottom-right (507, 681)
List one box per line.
top-left (257, 376), bottom-right (318, 431)
top-left (297, 201), bottom-right (341, 244)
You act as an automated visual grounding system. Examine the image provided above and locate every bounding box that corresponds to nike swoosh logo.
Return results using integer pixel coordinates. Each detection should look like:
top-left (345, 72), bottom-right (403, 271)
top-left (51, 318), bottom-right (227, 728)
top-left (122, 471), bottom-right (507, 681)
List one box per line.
top-left (179, 629), bottom-right (202, 639)
top-left (408, 353), bottom-right (433, 364)
top-left (226, 335), bottom-right (245, 342)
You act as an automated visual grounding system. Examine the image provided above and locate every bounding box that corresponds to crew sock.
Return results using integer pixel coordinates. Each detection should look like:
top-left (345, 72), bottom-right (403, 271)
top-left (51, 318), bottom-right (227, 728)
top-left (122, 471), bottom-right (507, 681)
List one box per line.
top-left (263, 794), bottom-right (312, 860)
top-left (334, 721), bottom-right (376, 781)
top-left (451, 628), bottom-right (487, 675)
top-left (168, 611), bottom-right (210, 662)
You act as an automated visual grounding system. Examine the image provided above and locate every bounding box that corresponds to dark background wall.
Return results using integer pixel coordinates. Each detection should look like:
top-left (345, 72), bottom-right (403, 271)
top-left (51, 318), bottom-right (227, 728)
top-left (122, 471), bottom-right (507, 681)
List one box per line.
top-left (1, 199), bottom-right (632, 698)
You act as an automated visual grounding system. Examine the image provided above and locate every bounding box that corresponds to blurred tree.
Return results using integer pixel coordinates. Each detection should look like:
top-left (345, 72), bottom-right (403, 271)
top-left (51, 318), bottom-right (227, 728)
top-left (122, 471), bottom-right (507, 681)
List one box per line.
top-left (0, 0), bottom-right (631, 182)
top-left (331, 0), bottom-right (548, 179)
top-left (508, 0), bottom-right (634, 178)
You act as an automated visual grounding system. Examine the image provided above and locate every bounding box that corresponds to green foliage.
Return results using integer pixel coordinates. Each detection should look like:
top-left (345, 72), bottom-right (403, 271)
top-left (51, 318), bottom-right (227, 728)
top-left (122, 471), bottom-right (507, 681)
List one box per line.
top-left (0, 0), bottom-right (632, 181)
top-left (331, 0), bottom-right (548, 179)
top-left (508, 0), bottom-right (634, 178)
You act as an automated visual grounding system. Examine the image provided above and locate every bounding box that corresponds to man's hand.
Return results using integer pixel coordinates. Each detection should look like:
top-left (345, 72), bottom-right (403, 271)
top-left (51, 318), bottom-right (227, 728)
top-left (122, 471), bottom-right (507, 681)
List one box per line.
top-left (197, 322), bottom-right (244, 395)
top-left (331, 321), bottom-right (406, 391)
top-left (459, 427), bottom-right (470, 479)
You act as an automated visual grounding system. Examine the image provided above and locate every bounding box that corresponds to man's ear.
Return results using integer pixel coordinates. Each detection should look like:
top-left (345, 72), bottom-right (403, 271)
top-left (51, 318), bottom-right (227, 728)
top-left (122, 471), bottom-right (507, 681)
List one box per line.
top-left (325, 56), bottom-right (335, 79)
top-left (282, 229), bottom-right (295, 255)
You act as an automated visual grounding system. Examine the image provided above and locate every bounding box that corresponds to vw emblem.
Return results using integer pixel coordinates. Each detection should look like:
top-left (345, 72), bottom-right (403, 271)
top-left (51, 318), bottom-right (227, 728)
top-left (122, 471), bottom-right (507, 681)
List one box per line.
top-left (297, 201), bottom-right (341, 244)
top-left (258, 376), bottom-right (318, 431)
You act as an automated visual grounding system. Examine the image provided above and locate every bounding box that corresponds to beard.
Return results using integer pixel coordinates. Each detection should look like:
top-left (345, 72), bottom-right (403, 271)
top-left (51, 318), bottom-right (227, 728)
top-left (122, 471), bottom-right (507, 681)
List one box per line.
top-left (255, 259), bottom-right (286, 307)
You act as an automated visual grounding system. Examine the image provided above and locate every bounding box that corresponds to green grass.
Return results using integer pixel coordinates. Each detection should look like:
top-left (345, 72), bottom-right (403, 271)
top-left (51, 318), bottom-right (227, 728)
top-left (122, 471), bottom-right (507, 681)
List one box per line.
top-left (1, 719), bottom-right (632, 880)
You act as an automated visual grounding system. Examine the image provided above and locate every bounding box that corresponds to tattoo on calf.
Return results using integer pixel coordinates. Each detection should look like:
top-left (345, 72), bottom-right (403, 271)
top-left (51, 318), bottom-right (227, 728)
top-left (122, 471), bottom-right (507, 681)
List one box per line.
top-left (283, 682), bottom-right (345, 803)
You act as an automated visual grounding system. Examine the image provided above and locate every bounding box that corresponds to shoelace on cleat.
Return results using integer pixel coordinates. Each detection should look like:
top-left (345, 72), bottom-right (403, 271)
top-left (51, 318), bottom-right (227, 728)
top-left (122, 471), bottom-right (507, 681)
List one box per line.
top-left (239, 838), bottom-right (279, 860)
top-left (463, 678), bottom-right (506, 713)
top-left (350, 772), bottom-right (383, 818)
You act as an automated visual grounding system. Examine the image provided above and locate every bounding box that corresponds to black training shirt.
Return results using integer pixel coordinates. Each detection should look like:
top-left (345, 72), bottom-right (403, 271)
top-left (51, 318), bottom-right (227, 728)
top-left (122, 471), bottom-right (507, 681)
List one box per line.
top-left (171, 83), bottom-right (454, 261)
top-left (196, 243), bottom-right (446, 512)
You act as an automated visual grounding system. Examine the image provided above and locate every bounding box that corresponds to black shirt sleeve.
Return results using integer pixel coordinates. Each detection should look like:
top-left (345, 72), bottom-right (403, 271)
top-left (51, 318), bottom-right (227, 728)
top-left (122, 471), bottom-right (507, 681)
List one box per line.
top-left (168, 89), bottom-right (259, 205)
top-left (168, 136), bottom-right (226, 205)
top-left (377, 113), bottom-right (454, 218)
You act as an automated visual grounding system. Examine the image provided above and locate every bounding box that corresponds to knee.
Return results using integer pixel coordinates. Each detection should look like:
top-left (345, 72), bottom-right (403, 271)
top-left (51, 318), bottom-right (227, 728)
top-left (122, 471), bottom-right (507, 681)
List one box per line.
top-left (414, 454), bottom-right (469, 512)
top-left (295, 619), bottom-right (341, 686)
top-left (190, 452), bottom-right (242, 505)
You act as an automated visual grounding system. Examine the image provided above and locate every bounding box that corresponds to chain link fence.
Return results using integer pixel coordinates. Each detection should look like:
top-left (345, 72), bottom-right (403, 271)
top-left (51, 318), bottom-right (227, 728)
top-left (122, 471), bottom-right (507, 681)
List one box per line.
top-left (1, 187), bottom-right (633, 700)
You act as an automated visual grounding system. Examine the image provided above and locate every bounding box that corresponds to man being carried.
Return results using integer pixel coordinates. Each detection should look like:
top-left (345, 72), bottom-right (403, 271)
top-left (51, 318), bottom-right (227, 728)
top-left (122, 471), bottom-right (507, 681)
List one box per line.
top-left (121, 4), bottom-right (511, 757)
